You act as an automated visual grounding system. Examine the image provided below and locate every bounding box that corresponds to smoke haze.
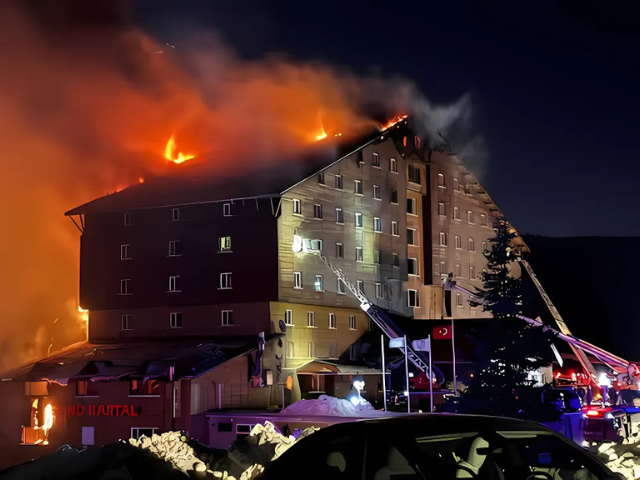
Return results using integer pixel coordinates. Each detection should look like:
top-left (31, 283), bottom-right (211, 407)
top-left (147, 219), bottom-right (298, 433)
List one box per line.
top-left (0, 1), bottom-right (482, 370)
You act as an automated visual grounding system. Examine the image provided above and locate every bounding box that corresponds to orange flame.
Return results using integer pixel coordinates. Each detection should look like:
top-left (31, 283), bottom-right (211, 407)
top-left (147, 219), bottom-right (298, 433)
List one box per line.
top-left (78, 306), bottom-right (88, 325)
top-left (139, 177), bottom-right (145, 184)
top-left (379, 114), bottom-right (408, 131)
top-left (165, 133), bottom-right (195, 164)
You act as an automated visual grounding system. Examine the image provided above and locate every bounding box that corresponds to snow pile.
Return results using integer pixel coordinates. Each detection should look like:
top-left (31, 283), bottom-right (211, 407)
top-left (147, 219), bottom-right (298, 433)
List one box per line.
top-left (282, 394), bottom-right (374, 416)
top-left (129, 431), bottom-right (208, 475)
top-left (593, 441), bottom-right (640, 479)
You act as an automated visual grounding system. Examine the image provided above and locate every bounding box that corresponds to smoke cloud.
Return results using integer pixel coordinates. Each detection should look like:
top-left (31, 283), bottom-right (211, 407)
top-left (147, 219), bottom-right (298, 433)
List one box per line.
top-left (0, 1), bottom-right (482, 370)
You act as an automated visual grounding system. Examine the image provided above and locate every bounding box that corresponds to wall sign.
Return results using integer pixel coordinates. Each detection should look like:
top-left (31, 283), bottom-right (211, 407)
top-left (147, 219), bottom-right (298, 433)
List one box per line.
top-left (67, 405), bottom-right (139, 417)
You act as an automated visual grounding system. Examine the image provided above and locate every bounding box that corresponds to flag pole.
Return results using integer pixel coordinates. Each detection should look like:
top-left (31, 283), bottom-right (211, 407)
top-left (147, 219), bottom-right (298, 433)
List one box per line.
top-left (404, 335), bottom-right (410, 414)
top-left (429, 335), bottom-right (434, 413)
top-left (381, 335), bottom-right (387, 412)
top-left (452, 318), bottom-right (457, 396)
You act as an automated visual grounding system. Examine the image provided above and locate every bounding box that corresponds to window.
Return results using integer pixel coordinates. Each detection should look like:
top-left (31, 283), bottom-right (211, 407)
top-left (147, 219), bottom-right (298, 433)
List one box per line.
top-left (408, 258), bottom-right (418, 276)
top-left (408, 290), bottom-right (419, 307)
top-left (470, 266), bottom-right (476, 279)
top-left (373, 184), bottom-right (381, 200)
top-left (314, 275), bottom-right (324, 292)
top-left (168, 275), bottom-right (180, 292)
top-left (452, 207), bottom-right (460, 220)
top-left (482, 241), bottom-right (487, 252)
top-left (236, 424), bottom-right (255, 440)
top-left (407, 229), bottom-right (416, 245)
top-left (438, 173), bottom-right (445, 187)
top-left (170, 312), bottom-right (182, 328)
top-left (374, 217), bottom-right (381, 232)
top-left (480, 213), bottom-right (487, 226)
top-left (440, 261), bottom-right (446, 274)
top-left (307, 312), bottom-right (316, 328)
top-left (76, 381), bottom-right (98, 397)
top-left (220, 272), bottom-right (232, 289)
top-left (355, 212), bottom-right (363, 228)
top-left (293, 271), bottom-right (302, 289)
top-left (335, 174), bottom-right (343, 189)
top-left (356, 246), bottom-right (364, 262)
top-left (124, 212), bottom-right (131, 226)
top-left (407, 198), bottom-right (417, 215)
top-left (329, 313), bottom-right (336, 329)
top-left (468, 237), bottom-right (476, 251)
top-left (168, 240), bottom-right (181, 256)
top-left (285, 309), bottom-right (293, 326)
top-left (120, 314), bottom-right (132, 331)
top-left (309, 203), bottom-right (321, 220)
top-left (318, 172), bottom-right (325, 185)
top-left (354, 180), bottom-right (363, 195)
top-left (408, 164), bottom-right (421, 184)
top-left (223, 203), bottom-right (231, 216)
top-left (82, 426), bottom-right (95, 446)
top-left (375, 282), bottom-right (382, 298)
top-left (415, 136), bottom-right (421, 149)
top-left (455, 235), bottom-right (462, 249)
top-left (286, 342), bottom-right (294, 358)
top-left (390, 190), bottom-right (398, 204)
top-left (222, 310), bottom-right (234, 326)
top-left (335, 243), bottom-right (344, 258)
top-left (390, 158), bottom-right (398, 173)
top-left (456, 293), bottom-right (464, 307)
top-left (349, 344), bottom-right (357, 361)
top-left (393, 253), bottom-right (400, 267)
top-left (372, 152), bottom-right (380, 167)
top-left (336, 208), bottom-right (344, 224)
top-left (391, 221), bottom-right (399, 236)
top-left (309, 239), bottom-right (322, 252)
top-left (120, 279), bottom-right (131, 295)
top-left (172, 208), bottom-right (180, 222)
top-left (131, 428), bottom-right (157, 440)
top-left (292, 199), bottom-right (301, 215)
top-left (130, 379), bottom-right (159, 396)
top-left (218, 236), bottom-right (232, 252)
top-left (453, 178), bottom-right (459, 191)
top-left (439, 232), bottom-right (447, 246)
top-left (349, 315), bottom-right (356, 330)
top-left (455, 264), bottom-right (461, 277)
top-left (438, 202), bottom-right (445, 216)
top-left (357, 280), bottom-right (364, 294)
top-left (337, 279), bottom-right (346, 294)
top-left (468, 211), bottom-right (474, 224)
top-left (120, 244), bottom-right (131, 260)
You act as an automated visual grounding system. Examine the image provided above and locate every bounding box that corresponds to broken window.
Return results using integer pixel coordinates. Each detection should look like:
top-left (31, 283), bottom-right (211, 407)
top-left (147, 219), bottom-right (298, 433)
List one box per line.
top-left (407, 229), bottom-right (416, 245)
top-left (407, 198), bottom-right (417, 215)
top-left (390, 190), bottom-right (398, 204)
top-left (408, 165), bottom-right (421, 184)
top-left (393, 253), bottom-right (400, 267)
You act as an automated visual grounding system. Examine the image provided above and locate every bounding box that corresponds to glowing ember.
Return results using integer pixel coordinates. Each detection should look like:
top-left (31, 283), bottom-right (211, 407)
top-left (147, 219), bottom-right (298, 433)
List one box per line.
top-left (139, 177), bottom-right (145, 184)
top-left (78, 306), bottom-right (89, 325)
top-left (315, 127), bottom-right (327, 141)
top-left (379, 114), bottom-right (408, 131)
top-left (165, 133), bottom-right (195, 164)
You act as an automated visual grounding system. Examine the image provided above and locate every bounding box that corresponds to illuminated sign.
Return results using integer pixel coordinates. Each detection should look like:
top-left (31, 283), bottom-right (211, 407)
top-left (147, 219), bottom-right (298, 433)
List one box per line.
top-left (67, 405), bottom-right (139, 417)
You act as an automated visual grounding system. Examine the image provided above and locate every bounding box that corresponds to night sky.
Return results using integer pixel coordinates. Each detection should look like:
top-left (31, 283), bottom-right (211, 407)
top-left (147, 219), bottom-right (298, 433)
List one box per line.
top-left (135, 0), bottom-right (640, 237)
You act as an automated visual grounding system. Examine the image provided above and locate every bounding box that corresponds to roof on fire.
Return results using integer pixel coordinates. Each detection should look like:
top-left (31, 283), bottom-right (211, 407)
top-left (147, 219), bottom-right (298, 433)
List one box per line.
top-left (0, 336), bottom-right (281, 383)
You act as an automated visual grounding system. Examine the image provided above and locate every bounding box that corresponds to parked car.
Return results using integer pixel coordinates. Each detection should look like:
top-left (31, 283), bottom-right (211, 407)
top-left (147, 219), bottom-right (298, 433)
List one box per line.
top-left (260, 414), bottom-right (621, 479)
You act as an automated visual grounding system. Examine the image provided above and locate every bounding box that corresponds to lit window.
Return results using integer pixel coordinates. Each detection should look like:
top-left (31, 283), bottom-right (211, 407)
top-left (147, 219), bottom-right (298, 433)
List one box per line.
top-left (168, 275), bottom-right (180, 292)
top-left (349, 344), bottom-right (357, 361)
top-left (314, 204), bottom-right (323, 220)
top-left (374, 217), bottom-right (381, 232)
top-left (318, 172), bottom-right (325, 185)
top-left (292, 199), bottom-right (302, 215)
top-left (454, 207), bottom-right (460, 220)
top-left (407, 229), bottom-right (416, 245)
top-left (356, 246), bottom-right (364, 262)
top-left (408, 164), bottom-right (421, 184)
top-left (467, 211), bottom-right (474, 224)
top-left (408, 290), bottom-right (419, 307)
top-left (438, 174), bottom-right (445, 187)
top-left (393, 253), bottom-right (400, 267)
top-left (408, 258), bottom-right (418, 276)
top-left (329, 313), bottom-right (336, 329)
top-left (168, 240), bottom-right (181, 256)
top-left (375, 282), bottom-right (382, 298)
top-left (468, 237), bottom-right (476, 252)
top-left (130, 379), bottom-right (159, 396)
top-left (335, 174), bottom-right (343, 189)
top-left (172, 208), bottom-right (180, 222)
top-left (357, 280), bottom-right (364, 294)
top-left (372, 152), bottom-right (380, 167)
top-left (120, 279), bottom-right (131, 295)
top-left (120, 314), bottom-right (132, 331)
top-left (337, 279), bottom-right (346, 295)
top-left (390, 158), bottom-right (398, 173)
top-left (480, 213), bottom-right (487, 226)
top-left (314, 275), bottom-right (324, 292)
top-left (354, 180), bottom-right (363, 195)
top-left (374, 250), bottom-right (380, 264)
top-left (220, 272), bottom-right (232, 289)
top-left (285, 310), bottom-right (293, 326)
top-left (470, 266), bottom-right (476, 279)
top-left (456, 293), bottom-right (464, 307)
top-left (219, 236), bottom-right (231, 252)
top-left (223, 203), bottom-right (232, 216)
top-left (455, 235), bottom-right (462, 249)
top-left (439, 232), bottom-right (447, 246)
top-left (293, 272), bottom-right (302, 289)
top-left (455, 264), bottom-right (461, 277)
top-left (335, 243), bottom-right (344, 258)
top-left (170, 312), bottom-right (182, 328)
top-left (453, 178), bottom-right (459, 191)
top-left (349, 315), bottom-right (356, 330)
top-left (120, 244), bottom-right (131, 260)
top-left (407, 198), bottom-right (417, 215)
top-left (222, 310), bottom-right (234, 326)
top-left (391, 221), bottom-right (399, 236)
top-left (373, 185), bottom-right (381, 200)
top-left (124, 212), bottom-right (131, 226)
top-left (307, 312), bottom-right (316, 328)
top-left (355, 212), bottom-right (363, 228)
top-left (336, 208), bottom-right (344, 224)
top-left (438, 202), bottom-right (445, 216)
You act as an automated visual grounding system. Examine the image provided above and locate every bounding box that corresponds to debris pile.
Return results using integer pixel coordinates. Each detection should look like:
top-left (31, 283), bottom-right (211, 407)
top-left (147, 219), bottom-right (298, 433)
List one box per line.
top-left (593, 441), bottom-right (640, 479)
top-left (129, 431), bottom-right (208, 474)
top-left (282, 394), bottom-right (374, 416)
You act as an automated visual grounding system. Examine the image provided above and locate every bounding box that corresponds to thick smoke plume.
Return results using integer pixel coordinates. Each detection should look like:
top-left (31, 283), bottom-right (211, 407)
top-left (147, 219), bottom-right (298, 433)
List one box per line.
top-left (0, 1), bottom-right (481, 370)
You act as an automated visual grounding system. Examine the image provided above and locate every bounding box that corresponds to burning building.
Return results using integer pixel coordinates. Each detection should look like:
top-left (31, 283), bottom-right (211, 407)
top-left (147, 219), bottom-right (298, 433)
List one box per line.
top-left (0, 118), bottom-right (508, 467)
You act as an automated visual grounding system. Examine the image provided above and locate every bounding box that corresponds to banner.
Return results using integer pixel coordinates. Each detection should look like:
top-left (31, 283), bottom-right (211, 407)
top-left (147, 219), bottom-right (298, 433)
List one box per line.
top-left (433, 326), bottom-right (452, 340)
top-left (412, 338), bottom-right (431, 352)
top-left (389, 337), bottom-right (405, 348)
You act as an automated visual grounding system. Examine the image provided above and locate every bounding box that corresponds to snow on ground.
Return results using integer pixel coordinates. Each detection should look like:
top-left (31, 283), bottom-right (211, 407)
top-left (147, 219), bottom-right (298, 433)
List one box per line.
top-left (281, 393), bottom-right (374, 416)
top-left (593, 440), bottom-right (640, 479)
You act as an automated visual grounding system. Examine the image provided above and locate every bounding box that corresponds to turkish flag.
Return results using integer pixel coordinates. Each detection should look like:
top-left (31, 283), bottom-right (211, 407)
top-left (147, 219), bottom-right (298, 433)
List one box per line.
top-left (433, 325), bottom-right (452, 340)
